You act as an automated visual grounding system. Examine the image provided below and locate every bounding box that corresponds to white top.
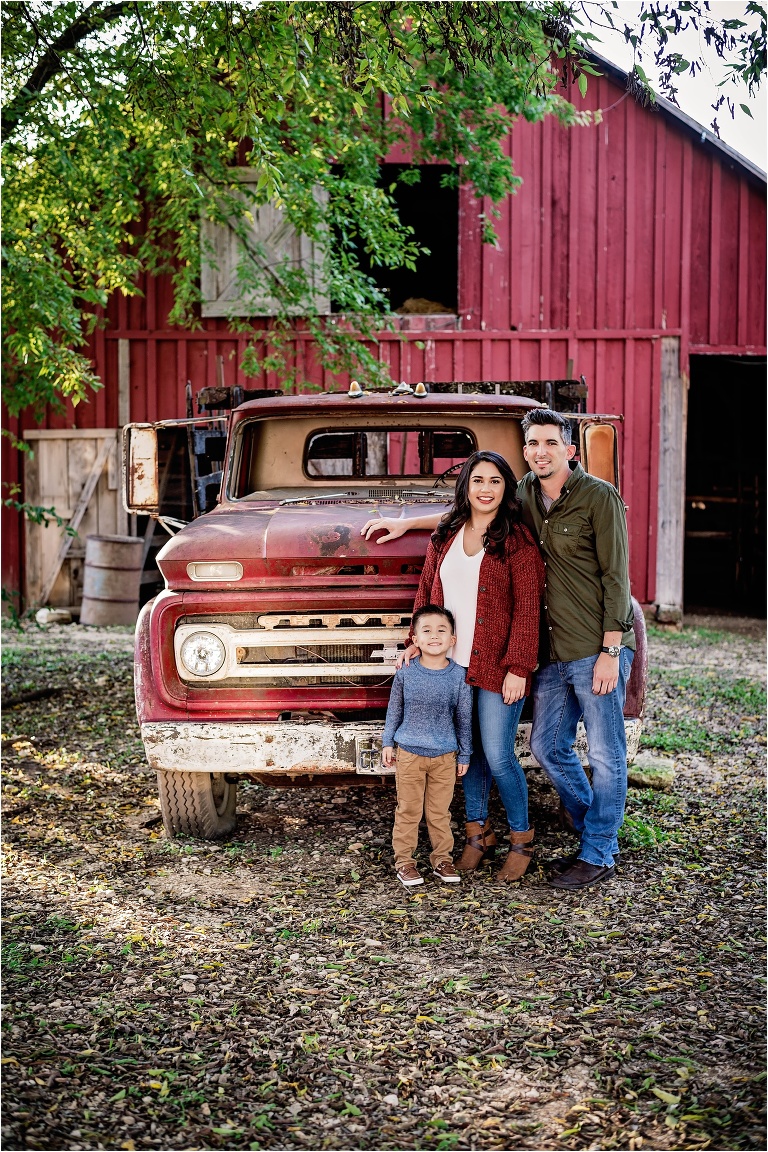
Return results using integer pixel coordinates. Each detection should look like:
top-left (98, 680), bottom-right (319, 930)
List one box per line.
top-left (439, 525), bottom-right (484, 668)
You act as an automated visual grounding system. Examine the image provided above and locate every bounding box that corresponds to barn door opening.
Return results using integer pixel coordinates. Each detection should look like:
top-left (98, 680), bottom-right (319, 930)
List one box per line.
top-left (330, 164), bottom-right (459, 315)
top-left (684, 354), bottom-right (766, 615)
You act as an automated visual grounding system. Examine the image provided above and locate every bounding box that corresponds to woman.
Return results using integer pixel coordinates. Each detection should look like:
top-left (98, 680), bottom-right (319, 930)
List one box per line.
top-left (370, 451), bottom-right (545, 881)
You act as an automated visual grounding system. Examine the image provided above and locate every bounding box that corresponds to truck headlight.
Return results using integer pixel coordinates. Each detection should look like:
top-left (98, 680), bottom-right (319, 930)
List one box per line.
top-left (179, 632), bottom-right (226, 677)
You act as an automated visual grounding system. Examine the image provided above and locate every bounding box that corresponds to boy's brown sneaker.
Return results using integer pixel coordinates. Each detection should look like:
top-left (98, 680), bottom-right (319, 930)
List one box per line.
top-left (432, 860), bottom-right (461, 884)
top-left (397, 863), bottom-right (424, 887)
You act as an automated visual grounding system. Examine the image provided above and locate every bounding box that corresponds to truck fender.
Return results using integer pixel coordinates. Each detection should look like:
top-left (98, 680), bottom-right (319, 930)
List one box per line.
top-left (134, 597), bottom-right (157, 725)
top-left (624, 596), bottom-right (648, 721)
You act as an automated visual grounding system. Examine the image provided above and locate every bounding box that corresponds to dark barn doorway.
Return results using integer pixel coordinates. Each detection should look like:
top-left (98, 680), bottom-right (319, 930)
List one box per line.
top-left (330, 164), bottom-right (459, 314)
top-left (684, 355), bottom-right (766, 615)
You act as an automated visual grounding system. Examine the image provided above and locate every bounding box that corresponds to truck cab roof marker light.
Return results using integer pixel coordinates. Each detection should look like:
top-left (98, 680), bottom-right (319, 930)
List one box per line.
top-left (186, 561), bottom-right (243, 581)
top-left (348, 381), bottom-right (364, 397)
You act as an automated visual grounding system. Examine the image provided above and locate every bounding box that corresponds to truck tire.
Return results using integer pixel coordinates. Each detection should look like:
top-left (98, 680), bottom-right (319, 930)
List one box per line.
top-left (157, 771), bottom-right (237, 839)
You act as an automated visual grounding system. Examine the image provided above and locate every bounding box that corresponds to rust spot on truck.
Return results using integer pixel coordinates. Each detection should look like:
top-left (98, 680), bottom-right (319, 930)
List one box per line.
top-left (285, 759), bottom-right (353, 773)
top-left (310, 524), bottom-right (352, 556)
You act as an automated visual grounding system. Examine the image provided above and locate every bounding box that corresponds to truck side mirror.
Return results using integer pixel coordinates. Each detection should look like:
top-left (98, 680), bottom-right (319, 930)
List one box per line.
top-left (123, 423), bottom-right (159, 512)
top-left (579, 420), bottom-right (619, 493)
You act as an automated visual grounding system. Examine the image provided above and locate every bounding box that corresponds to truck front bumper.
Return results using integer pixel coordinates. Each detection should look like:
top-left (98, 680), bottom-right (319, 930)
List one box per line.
top-left (140, 719), bottom-right (642, 776)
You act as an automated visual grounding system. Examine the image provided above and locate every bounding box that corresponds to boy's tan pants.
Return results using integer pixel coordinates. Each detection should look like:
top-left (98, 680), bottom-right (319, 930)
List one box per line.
top-left (392, 748), bottom-right (456, 869)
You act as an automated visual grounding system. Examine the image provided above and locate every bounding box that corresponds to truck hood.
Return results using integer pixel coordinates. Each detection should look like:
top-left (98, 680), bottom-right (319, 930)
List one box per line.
top-left (155, 499), bottom-right (450, 590)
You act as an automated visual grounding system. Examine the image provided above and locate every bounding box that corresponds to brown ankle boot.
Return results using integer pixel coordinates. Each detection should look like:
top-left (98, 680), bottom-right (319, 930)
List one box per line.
top-left (456, 820), bottom-right (498, 871)
top-left (496, 828), bottom-right (535, 882)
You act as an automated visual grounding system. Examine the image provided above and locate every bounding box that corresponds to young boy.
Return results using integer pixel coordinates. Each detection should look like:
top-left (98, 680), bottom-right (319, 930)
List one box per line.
top-left (382, 605), bottom-right (472, 887)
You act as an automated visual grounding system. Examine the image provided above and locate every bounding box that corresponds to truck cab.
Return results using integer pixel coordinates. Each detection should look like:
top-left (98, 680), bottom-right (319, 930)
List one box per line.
top-left (126, 384), bottom-right (646, 839)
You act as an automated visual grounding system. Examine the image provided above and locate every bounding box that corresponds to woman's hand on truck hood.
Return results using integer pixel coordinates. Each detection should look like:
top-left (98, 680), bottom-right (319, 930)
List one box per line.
top-left (361, 516), bottom-right (408, 542)
top-left (362, 511), bottom-right (442, 541)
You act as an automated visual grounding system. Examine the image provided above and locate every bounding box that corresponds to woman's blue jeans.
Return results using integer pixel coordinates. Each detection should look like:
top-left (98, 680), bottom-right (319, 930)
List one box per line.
top-left (461, 689), bottom-right (529, 832)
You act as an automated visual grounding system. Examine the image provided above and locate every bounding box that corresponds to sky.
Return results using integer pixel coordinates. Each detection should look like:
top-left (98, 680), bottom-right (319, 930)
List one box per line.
top-left (585, 1), bottom-right (767, 171)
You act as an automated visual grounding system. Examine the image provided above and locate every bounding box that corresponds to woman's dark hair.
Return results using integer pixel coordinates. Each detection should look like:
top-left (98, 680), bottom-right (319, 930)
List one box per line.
top-left (432, 450), bottom-right (521, 557)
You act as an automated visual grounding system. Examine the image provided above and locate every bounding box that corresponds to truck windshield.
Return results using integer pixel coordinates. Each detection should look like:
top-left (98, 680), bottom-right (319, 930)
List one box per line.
top-left (305, 428), bottom-right (476, 477)
top-left (231, 418), bottom-right (486, 497)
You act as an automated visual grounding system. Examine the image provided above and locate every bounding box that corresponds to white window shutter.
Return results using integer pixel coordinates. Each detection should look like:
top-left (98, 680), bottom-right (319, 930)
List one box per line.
top-left (200, 169), bottom-right (330, 317)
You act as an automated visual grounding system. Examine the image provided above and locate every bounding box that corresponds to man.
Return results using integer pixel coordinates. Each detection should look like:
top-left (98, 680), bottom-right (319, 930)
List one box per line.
top-left (518, 409), bottom-right (635, 890)
top-left (361, 407), bottom-right (635, 891)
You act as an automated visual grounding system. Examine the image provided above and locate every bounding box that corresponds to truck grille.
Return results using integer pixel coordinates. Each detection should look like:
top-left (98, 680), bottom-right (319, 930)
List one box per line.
top-left (176, 613), bottom-right (411, 687)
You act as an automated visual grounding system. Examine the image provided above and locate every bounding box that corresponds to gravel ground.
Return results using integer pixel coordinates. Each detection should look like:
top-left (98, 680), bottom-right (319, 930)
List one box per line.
top-left (2, 617), bottom-right (765, 1152)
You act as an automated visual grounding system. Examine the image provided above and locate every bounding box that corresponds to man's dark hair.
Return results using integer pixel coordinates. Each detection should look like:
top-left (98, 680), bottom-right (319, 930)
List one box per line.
top-left (521, 408), bottom-right (573, 446)
top-left (411, 604), bottom-right (455, 633)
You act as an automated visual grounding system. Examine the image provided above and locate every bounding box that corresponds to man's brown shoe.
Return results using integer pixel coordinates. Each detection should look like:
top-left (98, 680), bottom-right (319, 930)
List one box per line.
top-left (433, 860), bottom-right (461, 884)
top-left (396, 863), bottom-right (424, 888)
top-left (549, 850), bottom-right (620, 878)
top-left (549, 859), bottom-right (615, 890)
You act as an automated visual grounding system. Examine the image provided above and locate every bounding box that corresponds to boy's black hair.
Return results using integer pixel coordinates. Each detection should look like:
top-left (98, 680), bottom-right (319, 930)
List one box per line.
top-left (411, 604), bottom-right (455, 633)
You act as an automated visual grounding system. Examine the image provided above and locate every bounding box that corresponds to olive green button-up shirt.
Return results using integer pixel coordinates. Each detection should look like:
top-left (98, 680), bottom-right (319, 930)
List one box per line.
top-left (517, 463), bottom-right (635, 664)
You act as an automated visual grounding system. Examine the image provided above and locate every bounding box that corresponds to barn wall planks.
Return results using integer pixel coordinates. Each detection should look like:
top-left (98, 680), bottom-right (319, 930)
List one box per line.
top-left (4, 65), bottom-right (765, 612)
top-left (23, 431), bottom-right (121, 609)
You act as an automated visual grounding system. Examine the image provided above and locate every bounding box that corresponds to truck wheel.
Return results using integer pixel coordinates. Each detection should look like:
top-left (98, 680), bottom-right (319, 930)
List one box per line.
top-left (157, 771), bottom-right (237, 840)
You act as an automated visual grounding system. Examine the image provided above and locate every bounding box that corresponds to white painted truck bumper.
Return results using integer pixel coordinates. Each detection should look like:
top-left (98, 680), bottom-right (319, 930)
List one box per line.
top-left (140, 719), bottom-right (642, 776)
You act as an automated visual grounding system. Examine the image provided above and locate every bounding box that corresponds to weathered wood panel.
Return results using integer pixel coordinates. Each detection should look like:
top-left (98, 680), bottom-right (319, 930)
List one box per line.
top-left (23, 430), bottom-right (121, 609)
top-left (654, 337), bottom-right (686, 620)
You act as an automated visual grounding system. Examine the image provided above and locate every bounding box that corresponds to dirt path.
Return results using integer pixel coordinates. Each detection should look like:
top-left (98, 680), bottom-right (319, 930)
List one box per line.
top-left (2, 619), bottom-right (765, 1151)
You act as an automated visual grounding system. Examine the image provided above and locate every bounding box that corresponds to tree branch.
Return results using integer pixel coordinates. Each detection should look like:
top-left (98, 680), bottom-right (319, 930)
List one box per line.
top-left (1, 0), bottom-right (132, 139)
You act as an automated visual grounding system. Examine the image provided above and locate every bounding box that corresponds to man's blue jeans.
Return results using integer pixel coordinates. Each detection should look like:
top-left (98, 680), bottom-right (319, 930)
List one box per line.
top-left (461, 689), bottom-right (529, 833)
top-left (530, 649), bottom-right (634, 868)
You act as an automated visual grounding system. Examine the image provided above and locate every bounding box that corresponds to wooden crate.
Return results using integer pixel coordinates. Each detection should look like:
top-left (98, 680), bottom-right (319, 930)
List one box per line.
top-left (23, 429), bottom-right (129, 609)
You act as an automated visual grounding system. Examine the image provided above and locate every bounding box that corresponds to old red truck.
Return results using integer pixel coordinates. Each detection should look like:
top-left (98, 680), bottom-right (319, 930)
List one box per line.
top-left (124, 383), bottom-right (647, 838)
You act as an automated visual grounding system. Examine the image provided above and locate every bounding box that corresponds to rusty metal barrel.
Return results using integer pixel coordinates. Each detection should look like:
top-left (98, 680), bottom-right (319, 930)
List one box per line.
top-left (80, 535), bottom-right (143, 627)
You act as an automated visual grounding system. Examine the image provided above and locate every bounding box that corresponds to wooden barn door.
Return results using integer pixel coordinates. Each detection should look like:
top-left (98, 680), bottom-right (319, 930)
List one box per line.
top-left (23, 430), bottom-right (128, 611)
top-left (200, 170), bottom-right (329, 317)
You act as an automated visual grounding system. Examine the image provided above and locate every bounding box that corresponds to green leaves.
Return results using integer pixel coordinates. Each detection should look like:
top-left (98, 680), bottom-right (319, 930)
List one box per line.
top-left (2, 2), bottom-right (764, 418)
top-left (651, 1086), bottom-right (681, 1105)
top-left (1, 1), bottom-right (577, 414)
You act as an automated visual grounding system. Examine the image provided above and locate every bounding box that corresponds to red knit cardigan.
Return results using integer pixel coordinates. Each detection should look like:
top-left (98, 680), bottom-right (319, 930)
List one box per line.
top-left (411, 522), bottom-right (545, 696)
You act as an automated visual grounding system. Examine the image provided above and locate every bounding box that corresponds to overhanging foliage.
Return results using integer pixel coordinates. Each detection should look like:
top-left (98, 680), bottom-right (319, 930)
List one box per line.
top-left (2, 1), bottom-right (765, 416)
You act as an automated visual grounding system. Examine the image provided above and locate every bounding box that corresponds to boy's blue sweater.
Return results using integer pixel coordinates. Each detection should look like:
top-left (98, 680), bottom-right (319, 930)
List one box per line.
top-left (382, 658), bottom-right (472, 763)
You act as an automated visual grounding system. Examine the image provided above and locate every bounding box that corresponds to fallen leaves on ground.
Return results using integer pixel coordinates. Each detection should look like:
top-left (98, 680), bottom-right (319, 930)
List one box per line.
top-left (2, 620), bottom-right (765, 1150)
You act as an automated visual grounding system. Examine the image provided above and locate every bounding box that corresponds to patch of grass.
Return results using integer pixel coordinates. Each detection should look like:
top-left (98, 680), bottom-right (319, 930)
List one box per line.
top-left (646, 624), bottom-right (734, 645)
top-left (642, 671), bottom-right (766, 757)
top-left (2, 941), bottom-right (32, 972)
top-left (653, 671), bottom-right (765, 711)
top-left (44, 916), bottom-right (80, 932)
top-left (641, 717), bottom-right (716, 755)
top-left (619, 814), bottom-right (669, 850)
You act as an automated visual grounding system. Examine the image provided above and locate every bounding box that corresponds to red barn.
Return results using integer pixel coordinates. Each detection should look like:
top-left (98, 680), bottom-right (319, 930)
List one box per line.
top-left (3, 58), bottom-right (765, 619)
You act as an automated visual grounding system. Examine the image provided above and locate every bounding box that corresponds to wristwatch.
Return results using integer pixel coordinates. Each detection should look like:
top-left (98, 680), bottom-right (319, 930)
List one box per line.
top-left (601, 645), bottom-right (622, 658)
